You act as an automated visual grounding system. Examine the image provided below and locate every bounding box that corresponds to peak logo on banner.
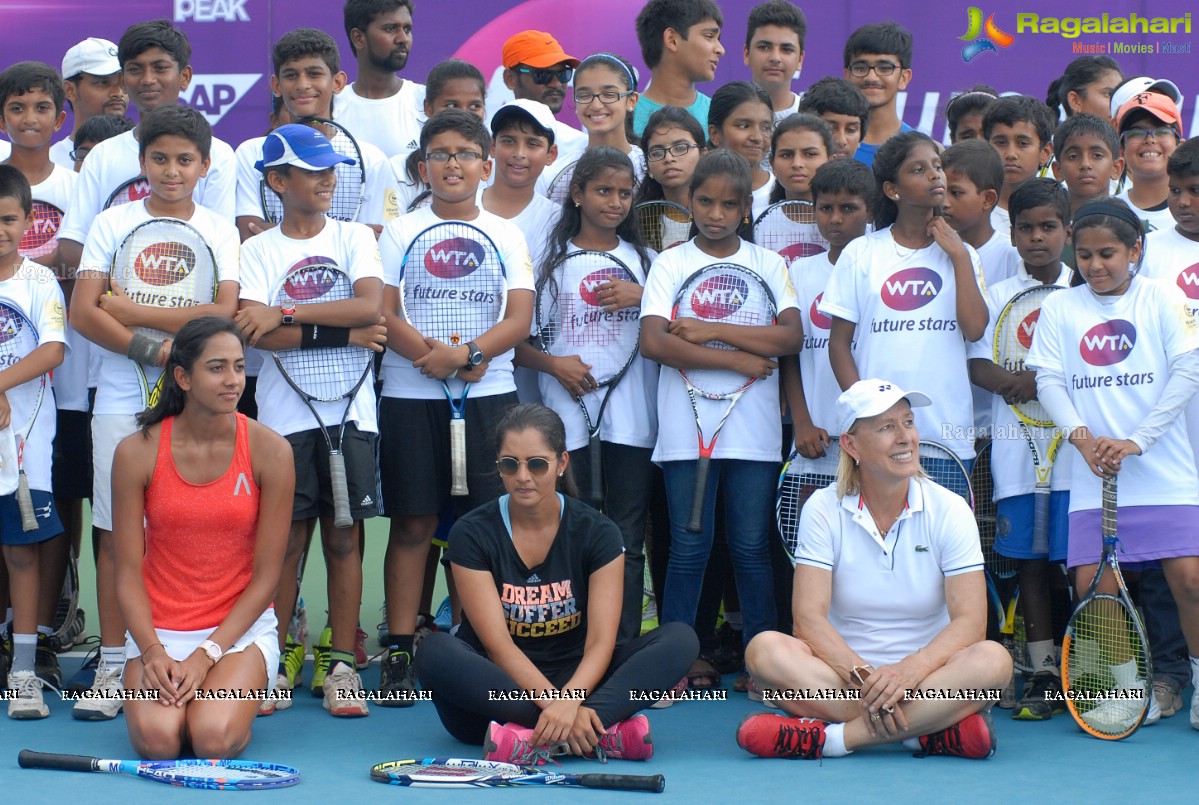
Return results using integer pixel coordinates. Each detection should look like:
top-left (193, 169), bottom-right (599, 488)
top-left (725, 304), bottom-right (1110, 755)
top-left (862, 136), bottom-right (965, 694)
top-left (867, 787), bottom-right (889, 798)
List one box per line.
top-left (690, 275), bottom-right (749, 320)
top-left (1080, 320), bottom-right (1136, 365)
top-left (809, 293), bottom-right (832, 329)
top-left (1177, 263), bottom-right (1199, 299)
top-left (180, 74), bottom-right (261, 128)
top-left (881, 268), bottom-right (942, 311)
top-left (425, 238), bottom-right (483, 278)
top-left (1018, 308), bottom-right (1041, 349)
top-left (174, 0), bottom-right (250, 22)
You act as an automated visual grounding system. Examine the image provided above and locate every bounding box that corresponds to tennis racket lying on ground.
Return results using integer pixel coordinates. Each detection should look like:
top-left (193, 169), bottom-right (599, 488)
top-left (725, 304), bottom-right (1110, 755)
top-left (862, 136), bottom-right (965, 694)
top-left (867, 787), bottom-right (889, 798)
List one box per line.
top-left (0, 299), bottom-right (46, 529)
top-left (752, 200), bottom-right (829, 267)
top-left (105, 176), bottom-right (151, 209)
top-left (271, 260), bottom-right (375, 528)
top-left (634, 201), bottom-right (691, 253)
top-left (1062, 475), bottom-right (1152, 740)
top-left (673, 263), bottom-right (778, 532)
top-left (18, 750), bottom-right (300, 790)
top-left (400, 222), bottom-right (508, 496)
top-left (19, 200), bottom-right (64, 259)
top-left (536, 250), bottom-right (642, 507)
top-left (371, 758), bottom-right (664, 792)
top-left (776, 440), bottom-right (841, 560)
top-left (260, 119), bottom-right (366, 224)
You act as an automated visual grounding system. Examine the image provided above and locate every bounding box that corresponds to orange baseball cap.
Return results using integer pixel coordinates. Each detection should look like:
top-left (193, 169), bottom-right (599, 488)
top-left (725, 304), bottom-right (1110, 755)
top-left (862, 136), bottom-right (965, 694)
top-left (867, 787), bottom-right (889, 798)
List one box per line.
top-left (502, 30), bottom-right (579, 70)
top-left (1116, 91), bottom-right (1182, 132)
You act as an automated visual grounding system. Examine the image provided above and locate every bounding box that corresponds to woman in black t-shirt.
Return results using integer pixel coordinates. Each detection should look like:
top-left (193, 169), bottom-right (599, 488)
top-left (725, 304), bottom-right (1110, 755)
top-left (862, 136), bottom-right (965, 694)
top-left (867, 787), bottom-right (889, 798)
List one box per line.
top-left (416, 404), bottom-right (698, 763)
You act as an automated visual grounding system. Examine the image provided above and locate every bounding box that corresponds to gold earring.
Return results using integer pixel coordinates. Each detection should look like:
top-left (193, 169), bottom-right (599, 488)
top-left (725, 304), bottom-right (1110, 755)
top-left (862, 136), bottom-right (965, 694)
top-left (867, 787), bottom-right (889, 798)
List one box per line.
top-left (743, 211), bottom-right (750, 225)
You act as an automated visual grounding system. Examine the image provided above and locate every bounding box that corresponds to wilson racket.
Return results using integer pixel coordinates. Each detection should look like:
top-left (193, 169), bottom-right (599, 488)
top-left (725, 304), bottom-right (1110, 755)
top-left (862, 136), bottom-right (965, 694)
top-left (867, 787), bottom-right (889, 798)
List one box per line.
top-left (776, 440), bottom-right (841, 561)
top-left (547, 159), bottom-right (580, 206)
top-left (104, 176), bottom-right (151, 209)
top-left (1062, 476), bottom-right (1152, 740)
top-left (109, 218), bottom-right (219, 409)
top-left (994, 284), bottom-right (1064, 555)
top-left (0, 300), bottom-right (46, 529)
top-left (752, 200), bottom-right (829, 267)
top-left (271, 260), bottom-right (375, 527)
top-left (399, 222), bottom-right (507, 496)
top-left (260, 119), bottom-right (366, 224)
top-left (18, 750), bottom-right (299, 791)
top-left (673, 263), bottom-right (778, 532)
top-left (634, 200), bottom-right (691, 253)
top-left (19, 200), bottom-right (64, 259)
top-left (371, 758), bottom-right (664, 792)
top-left (536, 250), bottom-right (641, 506)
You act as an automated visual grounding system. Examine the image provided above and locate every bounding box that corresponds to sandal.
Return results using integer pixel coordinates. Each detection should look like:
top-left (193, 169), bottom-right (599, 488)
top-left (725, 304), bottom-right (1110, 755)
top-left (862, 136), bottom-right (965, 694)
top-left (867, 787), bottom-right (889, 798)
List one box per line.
top-left (687, 654), bottom-right (722, 690)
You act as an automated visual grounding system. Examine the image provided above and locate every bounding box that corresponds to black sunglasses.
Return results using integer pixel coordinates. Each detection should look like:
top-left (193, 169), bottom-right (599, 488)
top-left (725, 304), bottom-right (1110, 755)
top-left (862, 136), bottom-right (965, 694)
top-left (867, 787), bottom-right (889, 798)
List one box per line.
top-left (512, 65), bottom-right (574, 85)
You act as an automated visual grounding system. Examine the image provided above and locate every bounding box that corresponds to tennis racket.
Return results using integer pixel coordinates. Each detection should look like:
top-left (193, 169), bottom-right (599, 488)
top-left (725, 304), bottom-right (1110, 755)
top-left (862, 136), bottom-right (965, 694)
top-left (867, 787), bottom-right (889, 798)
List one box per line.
top-left (536, 250), bottom-right (642, 507)
top-left (917, 439), bottom-right (973, 507)
top-left (994, 284), bottom-right (1064, 555)
top-left (673, 263), bottom-right (778, 532)
top-left (18, 750), bottom-right (300, 791)
top-left (752, 200), bottom-right (829, 267)
top-left (271, 260), bottom-right (375, 528)
top-left (405, 188), bottom-right (433, 214)
top-left (972, 440), bottom-right (1022, 649)
top-left (110, 218), bottom-right (219, 409)
top-left (260, 119), bottom-right (366, 224)
top-left (49, 545), bottom-right (81, 651)
top-left (776, 440), bottom-right (841, 560)
top-left (634, 201), bottom-right (691, 253)
top-left (104, 176), bottom-right (151, 209)
top-left (370, 758), bottom-right (664, 792)
top-left (1061, 476), bottom-right (1152, 739)
top-left (0, 300), bottom-right (46, 529)
top-left (19, 200), bottom-right (64, 259)
top-left (547, 159), bottom-right (580, 206)
top-left (399, 222), bottom-right (508, 496)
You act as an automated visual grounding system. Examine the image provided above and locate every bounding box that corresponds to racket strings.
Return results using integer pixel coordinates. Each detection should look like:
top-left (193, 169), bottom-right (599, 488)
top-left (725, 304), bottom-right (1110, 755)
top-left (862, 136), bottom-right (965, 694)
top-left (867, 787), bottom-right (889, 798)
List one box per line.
top-left (1067, 597), bottom-right (1149, 728)
top-left (153, 762), bottom-right (295, 781)
top-left (676, 266), bottom-right (776, 397)
top-left (402, 225), bottom-right (506, 345)
top-left (20, 201), bottom-right (63, 258)
top-left (273, 268), bottom-right (370, 400)
top-left (753, 202), bottom-right (829, 264)
top-left (107, 178), bottom-right (151, 208)
top-left (776, 445), bottom-right (841, 556)
top-left (324, 125), bottom-right (365, 222)
top-left (543, 254), bottom-right (641, 382)
top-left (917, 441), bottom-right (974, 508)
top-left (113, 223), bottom-right (219, 341)
top-left (634, 202), bottom-right (691, 253)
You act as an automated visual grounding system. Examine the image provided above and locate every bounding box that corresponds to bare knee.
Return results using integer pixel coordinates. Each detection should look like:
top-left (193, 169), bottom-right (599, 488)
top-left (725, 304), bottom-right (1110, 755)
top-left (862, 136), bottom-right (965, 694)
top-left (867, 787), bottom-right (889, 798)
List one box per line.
top-left (745, 631), bottom-right (800, 672)
top-left (964, 640), bottom-right (1014, 689)
top-left (128, 716), bottom-right (184, 760)
top-left (188, 710), bottom-right (251, 758)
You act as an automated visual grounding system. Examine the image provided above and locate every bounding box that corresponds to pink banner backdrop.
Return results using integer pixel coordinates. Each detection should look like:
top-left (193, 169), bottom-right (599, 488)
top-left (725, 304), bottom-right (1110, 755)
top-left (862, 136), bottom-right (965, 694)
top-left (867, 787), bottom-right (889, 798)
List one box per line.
top-left (0, 0), bottom-right (1194, 144)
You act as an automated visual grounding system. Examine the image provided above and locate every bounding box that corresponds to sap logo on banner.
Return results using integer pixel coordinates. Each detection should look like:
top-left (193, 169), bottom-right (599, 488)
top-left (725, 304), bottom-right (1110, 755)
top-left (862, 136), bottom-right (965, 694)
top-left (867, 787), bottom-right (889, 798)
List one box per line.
top-left (181, 74), bottom-right (262, 127)
top-left (174, 0), bottom-right (249, 22)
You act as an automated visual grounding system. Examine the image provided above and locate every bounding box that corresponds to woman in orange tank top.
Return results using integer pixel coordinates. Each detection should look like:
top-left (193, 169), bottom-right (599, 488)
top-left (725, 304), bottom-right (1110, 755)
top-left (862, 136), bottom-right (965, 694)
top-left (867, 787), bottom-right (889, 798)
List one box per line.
top-left (113, 317), bottom-right (294, 760)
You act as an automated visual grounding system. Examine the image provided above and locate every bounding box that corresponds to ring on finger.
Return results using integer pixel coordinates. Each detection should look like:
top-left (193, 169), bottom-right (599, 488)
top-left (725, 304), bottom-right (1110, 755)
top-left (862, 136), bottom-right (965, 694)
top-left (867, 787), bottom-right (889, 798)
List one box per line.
top-left (883, 705), bottom-right (894, 715)
top-left (870, 712), bottom-right (881, 722)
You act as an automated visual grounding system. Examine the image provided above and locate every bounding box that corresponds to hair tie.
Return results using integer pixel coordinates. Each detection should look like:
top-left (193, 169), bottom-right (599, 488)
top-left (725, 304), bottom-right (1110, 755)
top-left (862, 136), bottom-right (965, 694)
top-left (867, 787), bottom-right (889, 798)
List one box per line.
top-left (1074, 201), bottom-right (1144, 237)
top-left (584, 52), bottom-right (638, 91)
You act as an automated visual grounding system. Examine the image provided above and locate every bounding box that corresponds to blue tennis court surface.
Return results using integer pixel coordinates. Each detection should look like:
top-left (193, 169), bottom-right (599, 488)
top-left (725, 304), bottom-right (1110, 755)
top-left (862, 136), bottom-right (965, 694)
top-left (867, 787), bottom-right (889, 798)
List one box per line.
top-left (2, 658), bottom-right (1195, 803)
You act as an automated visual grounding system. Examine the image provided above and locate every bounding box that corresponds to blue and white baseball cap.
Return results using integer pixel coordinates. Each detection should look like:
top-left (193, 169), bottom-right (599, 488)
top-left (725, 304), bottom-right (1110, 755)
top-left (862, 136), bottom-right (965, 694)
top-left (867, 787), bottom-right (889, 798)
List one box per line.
top-left (835, 379), bottom-right (931, 435)
top-left (254, 124), bottom-right (356, 173)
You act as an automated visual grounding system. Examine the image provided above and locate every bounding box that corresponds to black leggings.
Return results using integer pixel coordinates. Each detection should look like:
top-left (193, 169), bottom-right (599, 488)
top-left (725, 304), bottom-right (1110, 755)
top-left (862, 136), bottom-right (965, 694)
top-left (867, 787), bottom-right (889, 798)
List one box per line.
top-left (415, 623), bottom-right (699, 745)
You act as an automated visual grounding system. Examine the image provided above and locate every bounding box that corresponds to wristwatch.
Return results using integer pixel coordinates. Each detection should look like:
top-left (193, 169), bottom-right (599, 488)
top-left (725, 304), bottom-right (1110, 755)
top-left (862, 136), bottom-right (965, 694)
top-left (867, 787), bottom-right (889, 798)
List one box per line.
top-left (198, 639), bottom-right (223, 665)
top-left (280, 303), bottom-right (297, 326)
top-left (465, 341), bottom-right (485, 368)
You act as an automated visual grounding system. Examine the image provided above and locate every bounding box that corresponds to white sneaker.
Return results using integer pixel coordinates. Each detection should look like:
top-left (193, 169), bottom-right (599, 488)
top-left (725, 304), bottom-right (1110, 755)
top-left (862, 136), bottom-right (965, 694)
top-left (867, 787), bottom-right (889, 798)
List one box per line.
top-left (1144, 690), bottom-right (1161, 726)
top-left (322, 662), bottom-right (369, 717)
top-left (7, 670), bottom-right (49, 719)
top-left (259, 673), bottom-right (294, 715)
top-left (72, 661), bottom-right (124, 720)
top-left (1081, 686), bottom-right (1150, 732)
top-left (1190, 688), bottom-right (1199, 731)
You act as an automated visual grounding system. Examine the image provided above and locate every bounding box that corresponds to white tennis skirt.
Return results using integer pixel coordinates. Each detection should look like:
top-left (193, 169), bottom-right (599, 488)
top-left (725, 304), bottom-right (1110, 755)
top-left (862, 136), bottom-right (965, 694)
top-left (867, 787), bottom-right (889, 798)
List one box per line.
top-left (124, 607), bottom-right (280, 683)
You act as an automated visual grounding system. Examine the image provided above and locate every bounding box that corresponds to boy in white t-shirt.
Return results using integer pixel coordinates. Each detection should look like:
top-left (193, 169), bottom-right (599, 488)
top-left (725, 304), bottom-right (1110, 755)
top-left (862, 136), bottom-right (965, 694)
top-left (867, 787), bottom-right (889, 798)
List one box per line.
top-left (69, 106), bottom-right (241, 720)
top-left (51, 38), bottom-right (127, 170)
top-left (0, 167), bottom-right (68, 719)
top-left (377, 109), bottom-right (534, 703)
top-left (235, 124), bottom-right (386, 717)
top-left (744, 1), bottom-right (806, 126)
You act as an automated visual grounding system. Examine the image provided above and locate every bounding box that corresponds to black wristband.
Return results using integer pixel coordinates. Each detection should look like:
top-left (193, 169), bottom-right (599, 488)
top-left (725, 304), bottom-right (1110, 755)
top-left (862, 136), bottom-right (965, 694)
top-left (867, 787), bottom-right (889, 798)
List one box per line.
top-left (300, 323), bottom-right (351, 350)
top-left (127, 332), bottom-right (163, 366)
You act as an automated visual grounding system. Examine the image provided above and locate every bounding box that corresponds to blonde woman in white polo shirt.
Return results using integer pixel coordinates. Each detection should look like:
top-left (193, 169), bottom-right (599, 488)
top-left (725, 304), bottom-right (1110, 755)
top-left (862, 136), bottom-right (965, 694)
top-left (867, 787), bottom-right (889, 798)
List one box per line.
top-left (737, 380), bottom-right (1012, 761)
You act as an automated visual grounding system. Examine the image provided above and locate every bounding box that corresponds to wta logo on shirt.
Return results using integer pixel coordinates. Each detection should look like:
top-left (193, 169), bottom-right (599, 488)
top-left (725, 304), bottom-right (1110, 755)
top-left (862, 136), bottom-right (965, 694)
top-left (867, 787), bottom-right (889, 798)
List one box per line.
top-left (689, 274), bottom-right (749, 319)
top-left (1017, 308), bottom-right (1041, 350)
top-left (809, 293), bottom-right (832, 329)
top-left (1176, 263), bottom-right (1199, 300)
top-left (283, 257), bottom-right (341, 300)
top-left (19, 202), bottom-right (61, 259)
top-left (135, 243), bottom-right (196, 286)
top-left (425, 237), bottom-right (484, 279)
top-left (881, 268), bottom-right (942, 311)
top-left (1080, 320), bottom-right (1136, 365)
top-left (579, 267), bottom-right (627, 307)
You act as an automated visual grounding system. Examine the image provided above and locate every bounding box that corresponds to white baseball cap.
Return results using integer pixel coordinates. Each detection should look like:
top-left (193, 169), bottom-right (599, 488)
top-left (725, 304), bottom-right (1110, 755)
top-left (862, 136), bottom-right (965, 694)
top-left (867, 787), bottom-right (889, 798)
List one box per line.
top-left (1109, 76), bottom-right (1183, 119)
top-left (62, 38), bottom-right (120, 79)
top-left (835, 379), bottom-right (931, 435)
top-left (490, 98), bottom-right (557, 146)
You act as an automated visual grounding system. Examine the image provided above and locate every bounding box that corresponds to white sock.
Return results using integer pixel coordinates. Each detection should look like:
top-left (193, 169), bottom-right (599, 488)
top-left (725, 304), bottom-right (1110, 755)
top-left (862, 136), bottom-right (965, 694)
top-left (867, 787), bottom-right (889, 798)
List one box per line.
top-left (12, 633), bottom-right (36, 673)
top-left (903, 737), bottom-right (922, 751)
top-left (1027, 640), bottom-right (1057, 674)
top-left (99, 646), bottom-right (126, 669)
top-left (36, 624), bottom-right (52, 636)
top-left (821, 722), bottom-right (850, 757)
top-left (1110, 658), bottom-right (1139, 689)
top-left (1190, 656), bottom-right (1199, 692)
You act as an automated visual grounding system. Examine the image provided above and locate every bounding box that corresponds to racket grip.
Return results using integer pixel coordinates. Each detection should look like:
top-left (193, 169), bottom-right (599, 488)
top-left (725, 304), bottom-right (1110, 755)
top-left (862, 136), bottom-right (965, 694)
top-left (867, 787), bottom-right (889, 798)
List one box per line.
top-left (1031, 488), bottom-right (1050, 555)
top-left (329, 452), bottom-right (353, 529)
top-left (686, 457), bottom-right (711, 532)
top-left (579, 773), bottom-right (666, 793)
top-left (450, 418), bottom-right (469, 496)
top-left (17, 472), bottom-right (37, 531)
top-left (18, 750), bottom-right (99, 772)
top-left (588, 434), bottom-right (603, 507)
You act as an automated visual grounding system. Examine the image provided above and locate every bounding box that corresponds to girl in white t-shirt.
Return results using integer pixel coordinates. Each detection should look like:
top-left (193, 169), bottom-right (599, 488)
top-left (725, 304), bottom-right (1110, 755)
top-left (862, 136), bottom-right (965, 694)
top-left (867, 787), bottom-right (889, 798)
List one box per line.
top-left (706, 82), bottom-right (775, 222)
top-left (821, 131), bottom-right (989, 463)
top-left (1027, 199), bottom-right (1199, 725)
top-left (767, 113), bottom-right (833, 206)
top-left (637, 106), bottom-right (705, 211)
top-left (516, 147), bottom-right (656, 644)
top-left (640, 150), bottom-right (802, 671)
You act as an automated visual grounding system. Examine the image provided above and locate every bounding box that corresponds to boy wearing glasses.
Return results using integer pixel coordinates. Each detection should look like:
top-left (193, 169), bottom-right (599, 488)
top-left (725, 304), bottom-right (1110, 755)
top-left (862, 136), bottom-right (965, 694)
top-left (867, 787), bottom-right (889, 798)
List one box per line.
top-left (632, 0), bottom-right (726, 137)
top-left (842, 22), bottom-right (914, 168)
top-left (1113, 92), bottom-right (1183, 233)
top-left (376, 109), bottom-right (535, 704)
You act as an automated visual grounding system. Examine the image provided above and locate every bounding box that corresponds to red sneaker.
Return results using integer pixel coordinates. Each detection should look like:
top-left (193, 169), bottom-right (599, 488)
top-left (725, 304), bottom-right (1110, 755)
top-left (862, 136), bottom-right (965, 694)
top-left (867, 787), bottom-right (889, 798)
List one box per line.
top-left (483, 721), bottom-right (564, 766)
top-left (588, 714), bottom-right (654, 761)
top-left (736, 713), bottom-right (828, 759)
top-left (916, 712), bottom-right (997, 759)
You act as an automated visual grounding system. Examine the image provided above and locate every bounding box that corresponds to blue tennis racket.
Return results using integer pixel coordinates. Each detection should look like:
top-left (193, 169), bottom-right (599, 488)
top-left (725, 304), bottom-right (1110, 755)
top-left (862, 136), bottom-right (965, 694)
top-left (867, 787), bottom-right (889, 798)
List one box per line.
top-left (371, 757), bottom-right (663, 792)
top-left (18, 750), bottom-right (299, 790)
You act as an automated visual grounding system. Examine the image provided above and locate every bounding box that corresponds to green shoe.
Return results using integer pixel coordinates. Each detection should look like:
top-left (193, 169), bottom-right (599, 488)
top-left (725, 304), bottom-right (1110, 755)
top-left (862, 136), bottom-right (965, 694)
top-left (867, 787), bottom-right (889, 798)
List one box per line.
top-left (283, 639), bottom-right (305, 689)
top-left (310, 627), bottom-right (332, 697)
